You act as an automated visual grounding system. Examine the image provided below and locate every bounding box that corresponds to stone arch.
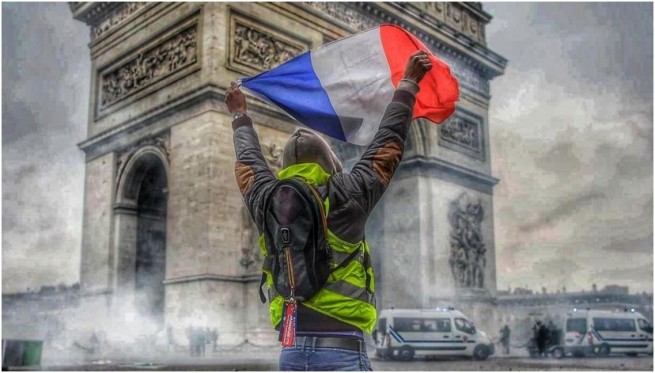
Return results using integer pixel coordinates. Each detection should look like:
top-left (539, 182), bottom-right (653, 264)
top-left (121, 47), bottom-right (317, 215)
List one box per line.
top-left (116, 145), bottom-right (169, 206)
top-left (113, 144), bottom-right (169, 326)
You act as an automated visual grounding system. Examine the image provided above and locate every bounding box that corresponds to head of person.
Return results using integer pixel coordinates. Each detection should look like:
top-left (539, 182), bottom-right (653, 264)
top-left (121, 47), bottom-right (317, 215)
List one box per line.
top-left (282, 127), bottom-right (343, 174)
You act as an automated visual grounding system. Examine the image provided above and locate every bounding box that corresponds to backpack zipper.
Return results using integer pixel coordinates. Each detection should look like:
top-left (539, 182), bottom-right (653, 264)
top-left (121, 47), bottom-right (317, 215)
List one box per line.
top-left (284, 246), bottom-right (296, 297)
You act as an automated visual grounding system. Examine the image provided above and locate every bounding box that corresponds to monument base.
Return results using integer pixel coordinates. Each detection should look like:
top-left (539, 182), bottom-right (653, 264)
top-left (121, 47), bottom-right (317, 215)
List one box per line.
top-left (428, 288), bottom-right (500, 336)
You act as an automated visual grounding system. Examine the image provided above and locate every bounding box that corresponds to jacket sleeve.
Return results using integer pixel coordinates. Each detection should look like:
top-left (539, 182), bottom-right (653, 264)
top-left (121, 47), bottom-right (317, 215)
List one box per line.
top-left (232, 116), bottom-right (277, 230)
top-left (332, 89), bottom-right (416, 215)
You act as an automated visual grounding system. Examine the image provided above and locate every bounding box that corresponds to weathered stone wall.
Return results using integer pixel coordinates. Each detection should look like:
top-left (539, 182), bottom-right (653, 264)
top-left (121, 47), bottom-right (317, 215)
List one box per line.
top-left (373, 174), bottom-right (497, 306)
top-left (80, 152), bottom-right (116, 292)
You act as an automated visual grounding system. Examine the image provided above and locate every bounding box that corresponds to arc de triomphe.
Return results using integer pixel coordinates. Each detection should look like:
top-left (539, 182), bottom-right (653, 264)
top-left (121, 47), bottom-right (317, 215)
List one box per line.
top-left (70, 2), bottom-right (506, 344)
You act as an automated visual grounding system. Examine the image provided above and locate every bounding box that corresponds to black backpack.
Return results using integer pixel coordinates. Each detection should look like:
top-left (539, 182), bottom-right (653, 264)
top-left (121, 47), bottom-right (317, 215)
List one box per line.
top-left (261, 177), bottom-right (333, 303)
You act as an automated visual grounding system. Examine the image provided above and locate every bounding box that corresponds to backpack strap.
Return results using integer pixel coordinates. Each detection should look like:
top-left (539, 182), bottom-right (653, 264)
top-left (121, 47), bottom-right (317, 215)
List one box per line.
top-left (259, 256), bottom-right (273, 303)
top-left (361, 237), bottom-right (375, 305)
top-left (329, 249), bottom-right (360, 273)
top-left (258, 273), bottom-right (267, 303)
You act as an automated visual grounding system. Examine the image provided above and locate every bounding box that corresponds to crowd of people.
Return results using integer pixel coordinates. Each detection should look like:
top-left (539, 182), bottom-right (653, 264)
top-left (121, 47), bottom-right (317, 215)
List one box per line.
top-left (531, 320), bottom-right (561, 357)
top-left (184, 326), bottom-right (219, 357)
top-left (497, 319), bottom-right (562, 357)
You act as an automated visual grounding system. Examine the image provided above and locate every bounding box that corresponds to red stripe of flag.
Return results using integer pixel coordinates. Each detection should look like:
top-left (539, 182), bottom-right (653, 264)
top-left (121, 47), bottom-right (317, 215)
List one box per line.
top-left (380, 25), bottom-right (459, 124)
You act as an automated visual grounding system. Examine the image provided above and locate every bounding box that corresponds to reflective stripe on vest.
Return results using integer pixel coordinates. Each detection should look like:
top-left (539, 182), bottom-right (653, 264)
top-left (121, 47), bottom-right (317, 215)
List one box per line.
top-left (259, 163), bottom-right (377, 334)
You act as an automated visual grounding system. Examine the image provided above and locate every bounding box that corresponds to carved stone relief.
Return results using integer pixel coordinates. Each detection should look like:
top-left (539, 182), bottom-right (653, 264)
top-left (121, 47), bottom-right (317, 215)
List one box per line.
top-left (98, 24), bottom-right (198, 112)
top-left (411, 3), bottom-right (485, 45)
top-left (448, 193), bottom-right (486, 288)
top-left (239, 142), bottom-right (284, 269)
top-left (91, 2), bottom-right (148, 42)
top-left (304, 2), bottom-right (378, 31)
top-left (228, 13), bottom-right (309, 76)
top-left (439, 112), bottom-right (484, 159)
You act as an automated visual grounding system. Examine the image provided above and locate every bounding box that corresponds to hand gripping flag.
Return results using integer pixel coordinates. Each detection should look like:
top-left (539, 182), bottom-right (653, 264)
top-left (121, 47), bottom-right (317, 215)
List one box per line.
top-left (240, 24), bottom-right (459, 146)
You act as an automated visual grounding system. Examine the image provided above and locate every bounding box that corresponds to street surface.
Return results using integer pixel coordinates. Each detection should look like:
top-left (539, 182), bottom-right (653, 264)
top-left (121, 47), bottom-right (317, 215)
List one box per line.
top-left (371, 355), bottom-right (653, 371)
top-left (32, 344), bottom-right (653, 371)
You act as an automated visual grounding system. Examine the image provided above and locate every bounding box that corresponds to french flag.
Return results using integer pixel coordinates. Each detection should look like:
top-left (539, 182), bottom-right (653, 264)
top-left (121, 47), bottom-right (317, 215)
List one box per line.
top-left (240, 25), bottom-right (459, 146)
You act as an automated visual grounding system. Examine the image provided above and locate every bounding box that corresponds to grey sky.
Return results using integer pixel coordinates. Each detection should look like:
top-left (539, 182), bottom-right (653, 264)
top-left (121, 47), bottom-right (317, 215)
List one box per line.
top-left (485, 2), bottom-right (653, 293)
top-left (3, 2), bottom-right (89, 292)
top-left (2, 3), bottom-right (653, 294)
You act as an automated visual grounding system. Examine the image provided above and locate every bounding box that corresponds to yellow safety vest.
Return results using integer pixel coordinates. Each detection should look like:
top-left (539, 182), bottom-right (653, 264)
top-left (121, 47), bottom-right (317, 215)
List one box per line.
top-left (259, 163), bottom-right (377, 334)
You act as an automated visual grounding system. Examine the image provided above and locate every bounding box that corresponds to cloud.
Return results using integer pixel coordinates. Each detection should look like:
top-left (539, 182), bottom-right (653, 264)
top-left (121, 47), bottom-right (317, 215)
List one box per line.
top-left (486, 3), bottom-right (653, 293)
top-left (516, 191), bottom-right (606, 234)
top-left (2, 3), bottom-right (89, 293)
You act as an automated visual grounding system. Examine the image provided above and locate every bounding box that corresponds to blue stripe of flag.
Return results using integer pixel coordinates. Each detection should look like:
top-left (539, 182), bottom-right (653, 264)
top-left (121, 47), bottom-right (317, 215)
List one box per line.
top-left (241, 53), bottom-right (347, 142)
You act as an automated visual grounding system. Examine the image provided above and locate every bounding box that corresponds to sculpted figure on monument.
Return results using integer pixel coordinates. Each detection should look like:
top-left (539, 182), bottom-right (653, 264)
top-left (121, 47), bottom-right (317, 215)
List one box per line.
top-left (440, 115), bottom-right (480, 153)
top-left (233, 25), bottom-right (302, 72)
top-left (448, 193), bottom-right (486, 288)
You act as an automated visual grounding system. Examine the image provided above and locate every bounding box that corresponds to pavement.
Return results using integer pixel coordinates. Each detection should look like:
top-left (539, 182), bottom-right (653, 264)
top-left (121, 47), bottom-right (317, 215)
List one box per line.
top-left (10, 342), bottom-right (653, 371)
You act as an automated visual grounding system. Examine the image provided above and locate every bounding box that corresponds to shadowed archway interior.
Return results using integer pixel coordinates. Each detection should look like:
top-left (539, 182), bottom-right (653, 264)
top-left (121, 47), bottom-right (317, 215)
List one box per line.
top-left (134, 156), bottom-right (168, 326)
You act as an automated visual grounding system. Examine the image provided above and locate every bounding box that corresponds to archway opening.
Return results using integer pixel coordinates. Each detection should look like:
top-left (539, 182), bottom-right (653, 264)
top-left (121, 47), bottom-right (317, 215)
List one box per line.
top-left (134, 156), bottom-right (168, 326)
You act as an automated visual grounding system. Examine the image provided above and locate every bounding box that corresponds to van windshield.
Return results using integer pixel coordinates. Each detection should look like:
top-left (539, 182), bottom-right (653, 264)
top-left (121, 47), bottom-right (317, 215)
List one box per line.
top-left (454, 318), bottom-right (476, 334)
top-left (566, 318), bottom-right (586, 334)
top-left (638, 319), bottom-right (652, 333)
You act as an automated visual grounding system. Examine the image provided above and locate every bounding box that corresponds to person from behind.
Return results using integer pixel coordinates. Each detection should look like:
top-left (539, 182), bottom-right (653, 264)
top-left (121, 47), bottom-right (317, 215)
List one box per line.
top-left (226, 50), bottom-right (433, 370)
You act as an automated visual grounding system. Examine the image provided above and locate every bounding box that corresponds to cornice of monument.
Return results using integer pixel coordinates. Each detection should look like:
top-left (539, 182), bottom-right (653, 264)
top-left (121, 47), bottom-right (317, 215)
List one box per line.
top-left (458, 2), bottom-right (493, 24)
top-left (69, 2), bottom-right (122, 25)
top-left (300, 2), bottom-right (507, 80)
top-left (397, 155), bottom-right (500, 195)
top-left (77, 83), bottom-right (298, 160)
top-left (363, 2), bottom-right (507, 79)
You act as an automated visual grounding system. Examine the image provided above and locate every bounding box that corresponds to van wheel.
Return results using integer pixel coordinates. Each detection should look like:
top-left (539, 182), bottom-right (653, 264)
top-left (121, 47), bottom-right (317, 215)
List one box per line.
top-left (552, 347), bottom-right (564, 359)
top-left (398, 346), bottom-right (414, 361)
top-left (597, 344), bottom-right (610, 357)
top-left (473, 345), bottom-right (489, 361)
top-left (572, 351), bottom-right (585, 358)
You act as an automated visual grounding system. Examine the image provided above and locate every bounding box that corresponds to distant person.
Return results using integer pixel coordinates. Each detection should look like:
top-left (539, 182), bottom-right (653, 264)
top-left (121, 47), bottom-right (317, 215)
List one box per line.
top-left (186, 326), bottom-right (194, 356)
top-left (499, 324), bottom-right (511, 354)
top-left (546, 320), bottom-right (558, 347)
top-left (535, 320), bottom-right (548, 357)
top-left (198, 327), bottom-right (208, 357)
top-left (211, 328), bottom-right (219, 352)
top-left (190, 326), bottom-right (201, 357)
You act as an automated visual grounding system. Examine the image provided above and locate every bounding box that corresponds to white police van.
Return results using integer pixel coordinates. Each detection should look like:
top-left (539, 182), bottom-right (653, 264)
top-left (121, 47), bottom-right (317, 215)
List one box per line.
top-left (558, 309), bottom-right (653, 358)
top-left (374, 308), bottom-right (494, 361)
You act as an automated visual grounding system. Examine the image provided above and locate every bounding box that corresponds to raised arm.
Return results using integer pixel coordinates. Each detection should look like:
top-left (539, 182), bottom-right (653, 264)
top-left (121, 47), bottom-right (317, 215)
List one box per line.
top-left (226, 82), bottom-right (276, 228)
top-left (335, 50), bottom-right (433, 214)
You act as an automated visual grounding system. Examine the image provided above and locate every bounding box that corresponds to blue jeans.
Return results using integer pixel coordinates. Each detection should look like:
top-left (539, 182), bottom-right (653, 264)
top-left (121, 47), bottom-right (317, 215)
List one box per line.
top-left (279, 337), bottom-right (372, 371)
